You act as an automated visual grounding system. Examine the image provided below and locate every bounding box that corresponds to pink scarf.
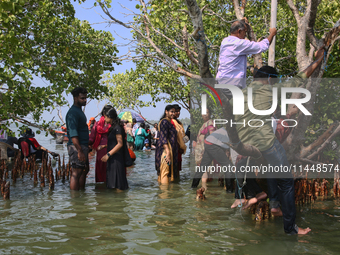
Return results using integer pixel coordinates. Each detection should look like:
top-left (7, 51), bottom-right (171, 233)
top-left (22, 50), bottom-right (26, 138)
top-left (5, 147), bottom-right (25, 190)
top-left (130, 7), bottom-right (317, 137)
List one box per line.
top-left (92, 116), bottom-right (111, 149)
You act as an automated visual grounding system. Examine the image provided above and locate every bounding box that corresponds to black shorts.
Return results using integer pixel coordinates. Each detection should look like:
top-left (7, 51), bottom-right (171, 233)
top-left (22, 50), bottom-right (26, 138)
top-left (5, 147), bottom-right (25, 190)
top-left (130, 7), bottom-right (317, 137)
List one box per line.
top-left (67, 145), bottom-right (89, 169)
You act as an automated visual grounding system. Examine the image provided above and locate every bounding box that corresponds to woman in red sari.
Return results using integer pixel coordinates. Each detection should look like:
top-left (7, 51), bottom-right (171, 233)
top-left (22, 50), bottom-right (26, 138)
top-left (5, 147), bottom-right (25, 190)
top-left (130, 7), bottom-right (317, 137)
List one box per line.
top-left (89, 105), bottom-right (113, 183)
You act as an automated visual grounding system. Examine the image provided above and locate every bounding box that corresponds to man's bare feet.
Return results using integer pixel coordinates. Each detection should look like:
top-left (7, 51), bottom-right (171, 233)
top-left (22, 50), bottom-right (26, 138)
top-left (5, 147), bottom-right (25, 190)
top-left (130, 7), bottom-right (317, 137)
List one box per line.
top-left (256, 192), bottom-right (267, 201)
top-left (271, 207), bottom-right (283, 217)
top-left (298, 227), bottom-right (311, 235)
top-left (242, 192), bottom-right (267, 210)
top-left (242, 197), bottom-right (258, 210)
top-left (231, 199), bottom-right (246, 208)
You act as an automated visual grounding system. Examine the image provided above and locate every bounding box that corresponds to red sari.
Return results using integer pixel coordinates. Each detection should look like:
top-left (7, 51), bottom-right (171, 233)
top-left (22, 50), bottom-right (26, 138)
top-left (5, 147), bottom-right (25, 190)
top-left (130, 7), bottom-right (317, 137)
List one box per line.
top-left (89, 117), bottom-right (110, 182)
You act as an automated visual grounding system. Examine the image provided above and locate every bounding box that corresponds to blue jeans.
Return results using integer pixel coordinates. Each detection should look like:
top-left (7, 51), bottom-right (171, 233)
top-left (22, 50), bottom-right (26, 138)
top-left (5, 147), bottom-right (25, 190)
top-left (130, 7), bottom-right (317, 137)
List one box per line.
top-left (262, 139), bottom-right (298, 234)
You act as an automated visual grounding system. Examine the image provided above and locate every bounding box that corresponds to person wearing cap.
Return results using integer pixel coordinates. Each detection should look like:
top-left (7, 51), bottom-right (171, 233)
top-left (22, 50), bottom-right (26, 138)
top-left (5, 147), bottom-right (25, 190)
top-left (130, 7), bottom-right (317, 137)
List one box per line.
top-left (143, 139), bottom-right (151, 151)
top-left (19, 128), bottom-right (58, 159)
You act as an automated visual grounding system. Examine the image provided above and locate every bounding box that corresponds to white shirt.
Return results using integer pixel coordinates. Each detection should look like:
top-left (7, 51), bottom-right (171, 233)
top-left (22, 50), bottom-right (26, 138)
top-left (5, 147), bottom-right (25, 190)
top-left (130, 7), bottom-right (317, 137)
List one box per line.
top-left (132, 123), bottom-right (139, 137)
top-left (216, 36), bottom-right (270, 89)
top-left (205, 127), bottom-right (230, 149)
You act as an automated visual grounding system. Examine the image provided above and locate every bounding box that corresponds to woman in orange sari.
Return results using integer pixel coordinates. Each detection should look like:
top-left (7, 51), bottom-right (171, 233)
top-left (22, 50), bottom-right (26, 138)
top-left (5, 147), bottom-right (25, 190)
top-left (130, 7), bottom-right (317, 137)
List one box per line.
top-left (155, 105), bottom-right (178, 184)
top-left (171, 104), bottom-right (187, 178)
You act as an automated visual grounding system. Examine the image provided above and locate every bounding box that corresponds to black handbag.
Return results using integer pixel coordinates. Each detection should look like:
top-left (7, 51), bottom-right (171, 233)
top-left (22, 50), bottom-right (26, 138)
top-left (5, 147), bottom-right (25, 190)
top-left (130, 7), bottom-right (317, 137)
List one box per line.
top-left (124, 142), bottom-right (133, 167)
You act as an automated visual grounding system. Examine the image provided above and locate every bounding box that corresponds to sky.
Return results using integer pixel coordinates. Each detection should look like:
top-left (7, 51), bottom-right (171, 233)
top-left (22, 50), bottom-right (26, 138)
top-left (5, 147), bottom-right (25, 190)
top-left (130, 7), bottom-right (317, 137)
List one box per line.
top-left (38, 0), bottom-right (190, 125)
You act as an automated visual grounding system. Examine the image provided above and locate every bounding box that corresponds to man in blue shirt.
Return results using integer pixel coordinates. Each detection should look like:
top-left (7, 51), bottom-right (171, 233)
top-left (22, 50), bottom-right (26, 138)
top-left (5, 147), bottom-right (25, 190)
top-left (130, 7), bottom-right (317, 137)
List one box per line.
top-left (66, 87), bottom-right (89, 190)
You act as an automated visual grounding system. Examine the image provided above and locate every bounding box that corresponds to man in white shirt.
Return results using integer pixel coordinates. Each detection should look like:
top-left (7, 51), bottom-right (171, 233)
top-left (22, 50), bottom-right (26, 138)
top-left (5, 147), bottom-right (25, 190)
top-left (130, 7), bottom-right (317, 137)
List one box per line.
top-left (216, 20), bottom-right (277, 97)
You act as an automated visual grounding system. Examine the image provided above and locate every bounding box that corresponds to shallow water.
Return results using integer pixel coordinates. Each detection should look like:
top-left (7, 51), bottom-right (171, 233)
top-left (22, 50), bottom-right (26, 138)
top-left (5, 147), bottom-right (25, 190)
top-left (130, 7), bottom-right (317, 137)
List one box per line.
top-left (1, 130), bottom-right (340, 254)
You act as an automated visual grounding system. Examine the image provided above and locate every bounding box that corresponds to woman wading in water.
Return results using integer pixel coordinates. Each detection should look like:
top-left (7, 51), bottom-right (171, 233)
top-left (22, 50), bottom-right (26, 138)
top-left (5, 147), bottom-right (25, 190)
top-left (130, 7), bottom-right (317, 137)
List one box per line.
top-left (89, 105), bottom-right (112, 183)
top-left (155, 105), bottom-right (178, 184)
top-left (101, 108), bottom-right (129, 190)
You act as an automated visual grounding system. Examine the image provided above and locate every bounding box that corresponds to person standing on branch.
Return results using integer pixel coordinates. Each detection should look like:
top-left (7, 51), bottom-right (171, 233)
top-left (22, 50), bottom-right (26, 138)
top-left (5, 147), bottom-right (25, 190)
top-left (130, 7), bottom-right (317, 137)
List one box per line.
top-left (216, 19), bottom-right (277, 97)
top-left (66, 87), bottom-right (90, 191)
top-left (231, 46), bottom-right (325, 235)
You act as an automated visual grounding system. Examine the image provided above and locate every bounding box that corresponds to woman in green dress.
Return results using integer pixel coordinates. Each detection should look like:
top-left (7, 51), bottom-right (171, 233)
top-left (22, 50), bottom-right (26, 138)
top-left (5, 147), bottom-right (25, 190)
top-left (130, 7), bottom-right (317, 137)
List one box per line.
top-left (134, 122), bottom-right (148, 150)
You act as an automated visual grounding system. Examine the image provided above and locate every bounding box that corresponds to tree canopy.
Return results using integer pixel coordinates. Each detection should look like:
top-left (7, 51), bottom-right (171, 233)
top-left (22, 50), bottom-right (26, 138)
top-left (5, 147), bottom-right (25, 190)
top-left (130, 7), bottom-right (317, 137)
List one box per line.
top-left (0, 0), bottom-right (119, 130)
top-left (95, 0), bottom-right (340, 162)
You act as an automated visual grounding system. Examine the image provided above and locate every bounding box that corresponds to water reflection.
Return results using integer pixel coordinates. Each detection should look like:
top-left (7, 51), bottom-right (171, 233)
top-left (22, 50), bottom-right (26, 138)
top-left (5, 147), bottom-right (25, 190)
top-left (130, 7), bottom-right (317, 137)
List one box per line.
top-left (1, 128), bottom-right (340, 254)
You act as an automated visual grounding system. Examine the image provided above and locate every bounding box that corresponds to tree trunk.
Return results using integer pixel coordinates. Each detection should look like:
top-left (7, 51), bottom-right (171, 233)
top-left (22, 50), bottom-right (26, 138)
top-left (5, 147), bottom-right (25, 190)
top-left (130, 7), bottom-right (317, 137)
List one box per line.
top-left (185, 0), bottom-right (262, 158)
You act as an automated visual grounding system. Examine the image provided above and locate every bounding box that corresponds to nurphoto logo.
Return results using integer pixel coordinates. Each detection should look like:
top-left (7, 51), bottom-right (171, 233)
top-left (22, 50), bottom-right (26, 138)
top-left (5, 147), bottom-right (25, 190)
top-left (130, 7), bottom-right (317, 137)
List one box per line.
top-left (201, 83), bottom-right (312, 128)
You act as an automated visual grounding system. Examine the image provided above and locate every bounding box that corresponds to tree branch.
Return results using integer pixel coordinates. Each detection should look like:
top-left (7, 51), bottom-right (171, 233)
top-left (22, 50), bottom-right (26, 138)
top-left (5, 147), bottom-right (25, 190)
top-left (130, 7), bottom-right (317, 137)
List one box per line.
top-left (182, 25), bottom-right (199, 66)
top-left (307, 123), bottom-right (340, 160)
top-left (57, 106), bottom-right (65, 126)
top-left (99, 1), bottom-right (201, 80)
top-left (297, 157), bottom-right (324, 165)
top-left (185, 0), bottom-right (212, 79)
top-left (306, 0), bottom-right (322, 48)
top-left (205, 8), bottom-right (237, 24)
top-left (300, 122), bottom-right (338, 158)
top-left (241, 0), bottom-right (247, 17)
top-left (184, 0), bottom-right (262, 158)
top-left (286, 0), bottom-right (301, 24)
top-left (275, 55), bottom-right (294, 63)
top-left (142, 7), bottom-right (191, 54)
top-left (233, 0), bottom-right (244, 20)
top-left (201, 4), bottom-right (209, 12)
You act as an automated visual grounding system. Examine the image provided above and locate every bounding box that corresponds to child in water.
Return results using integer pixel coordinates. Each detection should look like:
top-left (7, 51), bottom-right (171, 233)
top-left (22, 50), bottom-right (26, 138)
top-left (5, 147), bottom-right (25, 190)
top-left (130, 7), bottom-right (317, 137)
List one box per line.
top-left (143, 139), bottom-right (152, 151)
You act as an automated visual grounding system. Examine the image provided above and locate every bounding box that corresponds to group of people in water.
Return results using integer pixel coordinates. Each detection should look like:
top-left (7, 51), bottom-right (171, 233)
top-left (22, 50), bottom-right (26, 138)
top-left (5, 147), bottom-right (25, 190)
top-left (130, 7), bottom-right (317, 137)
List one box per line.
top-left (154, 18), bottom-right (325, 236)
top-left (1, 18), bottom-right (327, 236)
top-left (64, 87), bottom-right (191, 192)
top-left (0, 126), bottom-right (59, 160)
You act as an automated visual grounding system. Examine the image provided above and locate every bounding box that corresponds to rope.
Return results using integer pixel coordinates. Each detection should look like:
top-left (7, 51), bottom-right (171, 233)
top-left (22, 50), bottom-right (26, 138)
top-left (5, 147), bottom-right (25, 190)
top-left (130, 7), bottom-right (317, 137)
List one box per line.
top-left (195, 32), bottom-right (219, 55)
top-left (322, 50), bottom-right (334, 72)
top-left (235, 156), bottom-right (250, 208)
top-left (207, 34), bottom-right (219, 49)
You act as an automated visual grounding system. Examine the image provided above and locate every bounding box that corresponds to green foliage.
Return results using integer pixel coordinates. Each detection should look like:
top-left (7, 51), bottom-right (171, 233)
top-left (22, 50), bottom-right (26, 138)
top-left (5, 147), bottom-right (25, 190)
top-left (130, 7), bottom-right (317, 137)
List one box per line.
top-left (99, 0), bottom-right (237, 111)
top-left (99, 0), bottom-right (302, 114)
top-left (303, 1), bottom-right (340, 153)
top-left (102, 70), bottom-right (154, 111)
top-left (98, 0), bottom-right (340, 159)
top-left (0, 0), bottom-right (119, 126)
